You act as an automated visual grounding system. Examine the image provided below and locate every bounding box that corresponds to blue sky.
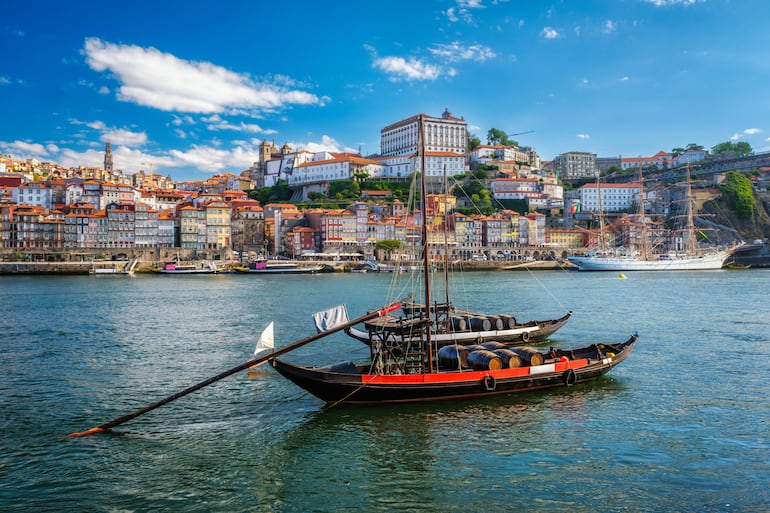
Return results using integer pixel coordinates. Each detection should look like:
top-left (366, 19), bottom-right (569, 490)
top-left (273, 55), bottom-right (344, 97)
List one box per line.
top-left (2, 0), bottom-right (769, 181)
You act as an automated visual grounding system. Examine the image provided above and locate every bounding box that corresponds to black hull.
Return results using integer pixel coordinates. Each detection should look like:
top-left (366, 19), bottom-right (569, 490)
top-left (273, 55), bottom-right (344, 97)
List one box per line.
top-left (271, 336), bottom-right (636, 405)
top-left (345, 312), bottom-right (572, 348)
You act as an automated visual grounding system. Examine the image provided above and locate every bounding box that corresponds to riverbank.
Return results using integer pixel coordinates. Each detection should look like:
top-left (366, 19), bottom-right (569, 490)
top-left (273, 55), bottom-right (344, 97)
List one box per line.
top-left (0, 258), bottom-right (575, 274)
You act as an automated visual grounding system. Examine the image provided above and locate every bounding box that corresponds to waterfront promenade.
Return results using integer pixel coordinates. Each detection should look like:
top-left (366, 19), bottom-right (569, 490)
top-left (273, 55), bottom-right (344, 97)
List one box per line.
top-left (0, 257), bottom-right (574, 274)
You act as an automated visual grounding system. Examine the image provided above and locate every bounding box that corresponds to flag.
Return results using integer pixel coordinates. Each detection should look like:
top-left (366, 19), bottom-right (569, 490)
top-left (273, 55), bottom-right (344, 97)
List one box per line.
top-left (254, 322), bottom-right (274, 355)
top-left (569, 201), bottom-right (581, 215)
top-left (313, 305), bottom-right (349, 333)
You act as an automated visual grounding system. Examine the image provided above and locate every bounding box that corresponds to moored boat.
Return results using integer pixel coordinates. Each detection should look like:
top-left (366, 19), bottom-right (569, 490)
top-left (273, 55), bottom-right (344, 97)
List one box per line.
top-left (272, 333), bottom-right (637, 404)
top-left (243, 261), bottom-right (331, 274)
top-left (157, 260), bottom-right (217, 274)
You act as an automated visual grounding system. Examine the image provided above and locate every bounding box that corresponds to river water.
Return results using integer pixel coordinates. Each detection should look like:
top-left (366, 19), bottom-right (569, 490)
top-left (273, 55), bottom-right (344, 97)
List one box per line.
top-left (1, 270), bottom-right (768, 512)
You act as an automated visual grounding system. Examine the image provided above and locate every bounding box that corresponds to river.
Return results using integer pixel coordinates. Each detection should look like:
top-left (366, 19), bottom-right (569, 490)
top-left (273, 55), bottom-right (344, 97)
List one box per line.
top-left (1, 270), bottom-right (768, 512)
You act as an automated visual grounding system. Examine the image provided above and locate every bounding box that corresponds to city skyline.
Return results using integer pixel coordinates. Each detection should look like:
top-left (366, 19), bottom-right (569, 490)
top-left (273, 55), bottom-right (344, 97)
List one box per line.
top-left (2, 0), bottom-right (769, 181)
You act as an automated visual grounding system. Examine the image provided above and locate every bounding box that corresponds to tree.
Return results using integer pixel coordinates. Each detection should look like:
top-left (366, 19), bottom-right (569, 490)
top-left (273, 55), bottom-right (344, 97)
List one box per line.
top-left (712, 141), bottom-right (753, 157)
top-left (375, 239), bottom-right (404, 251)
top-left (671, 147), bottom-right (686, 157)
top-left (719, 171), bottom-right (756, 219)
top-left (486, 128), bottom-right (517, 147)
top-left (467, 133), bottom-right (481, 152)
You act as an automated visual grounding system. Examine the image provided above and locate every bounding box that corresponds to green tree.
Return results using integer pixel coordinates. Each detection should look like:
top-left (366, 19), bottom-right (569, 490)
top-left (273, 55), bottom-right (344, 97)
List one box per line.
top-left (712, 141), bottom-right (753, 157)
top-left (486, 128), bottom-right (517, 147)
top-left (467, 133), bottom-right (481, 152)
top-left (375, 239), bottom-right (404, 251)
top-left (719, 171), bottom-right (756, 219)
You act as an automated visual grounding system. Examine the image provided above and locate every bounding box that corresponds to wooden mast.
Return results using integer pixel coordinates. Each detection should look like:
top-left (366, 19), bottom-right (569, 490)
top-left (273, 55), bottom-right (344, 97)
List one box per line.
top-left (418, 115), bottom-right (434, 371)
top-left (638, 164), bottom-right (651, 260)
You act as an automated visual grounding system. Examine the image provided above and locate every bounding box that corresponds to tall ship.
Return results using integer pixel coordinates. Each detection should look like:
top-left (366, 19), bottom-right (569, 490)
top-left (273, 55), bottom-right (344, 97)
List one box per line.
top-left (568, 166), bottom-right (730, 271)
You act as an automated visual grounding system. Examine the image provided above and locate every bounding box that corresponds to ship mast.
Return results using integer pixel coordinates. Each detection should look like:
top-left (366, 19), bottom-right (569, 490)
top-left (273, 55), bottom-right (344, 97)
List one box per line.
top-left (685, 164), bottom-right (697, 257)
top-left (418, 115), bottom-right (433, 370)
top-left (596, 172), bottom-right (608, 254)
top-left (638, 164), bottom-right (650, 260)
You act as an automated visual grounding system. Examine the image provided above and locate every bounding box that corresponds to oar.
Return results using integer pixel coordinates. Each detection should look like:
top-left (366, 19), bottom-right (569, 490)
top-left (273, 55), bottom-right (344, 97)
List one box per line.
top-left (67, 302), bottom-right (402, 437)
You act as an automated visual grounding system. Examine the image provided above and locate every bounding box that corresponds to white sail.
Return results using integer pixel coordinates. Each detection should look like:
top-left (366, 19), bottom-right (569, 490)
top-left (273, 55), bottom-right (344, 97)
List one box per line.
top-left (254, 322), bottom-right (274, 355)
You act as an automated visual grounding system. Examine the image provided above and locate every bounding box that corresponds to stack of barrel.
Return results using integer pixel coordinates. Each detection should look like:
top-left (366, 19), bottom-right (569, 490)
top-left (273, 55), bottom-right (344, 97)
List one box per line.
top-left (449, 314), bottom-right (517, 333)
top-left (438, 341), bottom-right (545, 371)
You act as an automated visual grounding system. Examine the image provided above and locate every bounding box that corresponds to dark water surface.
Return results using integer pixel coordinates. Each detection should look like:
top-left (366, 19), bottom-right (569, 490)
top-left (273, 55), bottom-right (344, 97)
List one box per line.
top-left (1, 270), bottom-right (768, 512)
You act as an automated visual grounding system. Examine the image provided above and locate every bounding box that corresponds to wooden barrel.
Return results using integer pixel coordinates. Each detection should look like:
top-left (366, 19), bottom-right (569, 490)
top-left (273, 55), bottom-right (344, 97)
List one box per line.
top-left (498, 315), bottom-right (517, 329)
top-left (480, 341), bottom-right (506, 351)
top-left (438, 344), bottom-right (469, 370)
top-left (493, 348), bottom-right (523, 368)
top-left (486, 315), bottom-right (505, 330)
top-left (468, 316), bottom-right (492, 332)
top-left (467, 350), bottom-right (503, 371)
top-left (511, 347), bottom-right (545, 366)
top-left (449, 316), bottom-right (467, 332)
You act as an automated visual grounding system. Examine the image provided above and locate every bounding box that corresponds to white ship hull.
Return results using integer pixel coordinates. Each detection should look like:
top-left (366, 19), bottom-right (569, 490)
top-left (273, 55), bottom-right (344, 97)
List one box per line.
top-left (568, 250), bottom-right (729, 271)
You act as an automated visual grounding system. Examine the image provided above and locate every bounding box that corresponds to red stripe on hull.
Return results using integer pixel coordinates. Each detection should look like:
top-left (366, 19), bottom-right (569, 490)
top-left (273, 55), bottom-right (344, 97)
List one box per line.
top-left (361, 359), bottom-right (589, 384)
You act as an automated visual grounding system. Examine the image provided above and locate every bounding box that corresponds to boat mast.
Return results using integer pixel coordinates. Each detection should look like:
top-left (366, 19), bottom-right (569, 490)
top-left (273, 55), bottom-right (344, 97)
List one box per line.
top-left (685, 163), bottom-right (697, 257)
top-left (596, 172), bottom-right (608, 254)
top-left (418, 115), bottom-right (434, 370)
top-left (638, 164), bottom-right (650, 260)
top-left (442, 164), bottom-right (450, 310)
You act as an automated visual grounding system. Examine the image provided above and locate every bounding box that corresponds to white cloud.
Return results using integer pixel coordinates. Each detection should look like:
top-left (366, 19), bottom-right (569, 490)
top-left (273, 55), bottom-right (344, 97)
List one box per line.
top-left (101, 128), bottom-right (148, 146)
top-left (577, 134), bottom-right (590, 140)
top-left (83, 38), bottom-right (323, 115)
top-left (620, 76), bottom-right (630, 81)
top-left (430, 42), bottom-right (496, 63)
top-left (541, 27), bottom-right (560, 39)
top-left (202, 114), bottom-right (277, 134)
top-left (744, 128), bottom-right (761, 135)
top-left (730, 133), bottom-right (741, 141)
top-left (643, 0), bottom-right (698, 6)
top-left (69, 119), bottom-right (148, 147)
top-left (1, 140), bottom-right (51, 159)
top-left (295, 135), bottom-right (357, 154)
top-left (604, 20), bottom-right (616, 33)
top-left (372, 55), bottom-right (442, 81)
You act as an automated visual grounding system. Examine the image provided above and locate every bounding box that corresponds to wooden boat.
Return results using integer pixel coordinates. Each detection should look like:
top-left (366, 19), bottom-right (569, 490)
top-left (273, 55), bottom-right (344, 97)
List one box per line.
top-left (345, 306), bottom-right (571, 347)
top-left (568, 165), bottom-right (729, 271)
top-left (343, 121), bottom-right (570, 348)
top-left (271, 114), bottom-right (635, 406)
top-left (271, 334), bottom-right (637, 405)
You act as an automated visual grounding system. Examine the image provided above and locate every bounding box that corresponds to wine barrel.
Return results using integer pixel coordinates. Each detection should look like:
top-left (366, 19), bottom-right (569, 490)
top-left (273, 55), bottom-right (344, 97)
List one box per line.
top-left (468, 316), bottom-right (492, 332)
top-left (467, 350), bottom-right (503, 371)
top-left (464, 344), bottom-right (485, 352)
top-left (511, 347), bottom-right (545, 366)
top-left (498, 315), bottom-right (517, 329)
top-left (480, 341), bottom-right (506, 351)
top-left (486, 315), bottom-right (504, 330)
top-left (493, 348), bottom-right (523, 368)
top-left (438, 344), bottom-right (469, 370)
top-left (449, 316), bottom-right (468, 332)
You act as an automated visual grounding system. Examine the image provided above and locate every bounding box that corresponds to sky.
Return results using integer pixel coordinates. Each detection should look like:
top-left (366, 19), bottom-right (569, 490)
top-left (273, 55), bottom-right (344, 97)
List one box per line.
top-left (2, 0), bottom-right (769, 182)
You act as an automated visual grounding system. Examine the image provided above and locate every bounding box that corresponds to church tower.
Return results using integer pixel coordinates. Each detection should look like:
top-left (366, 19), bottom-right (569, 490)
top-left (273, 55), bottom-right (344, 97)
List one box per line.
top-left (104, 141), bottom-right (113, 171)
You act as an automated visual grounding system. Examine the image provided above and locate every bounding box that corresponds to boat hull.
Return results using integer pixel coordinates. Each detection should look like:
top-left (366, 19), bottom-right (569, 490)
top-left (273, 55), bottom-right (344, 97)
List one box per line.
top-left (345, 311), bottom-right (572, 347)
top-left (271, 336), bottom-right (636, 405)
top-left (568, 251), bottom-right (728, 271)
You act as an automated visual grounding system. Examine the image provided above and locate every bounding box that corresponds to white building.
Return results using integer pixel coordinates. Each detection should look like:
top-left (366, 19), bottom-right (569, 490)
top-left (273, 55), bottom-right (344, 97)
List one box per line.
top-left (12, 182), bottom-right (52, 209)
top-left (577, 182), bottom-right (641, 213)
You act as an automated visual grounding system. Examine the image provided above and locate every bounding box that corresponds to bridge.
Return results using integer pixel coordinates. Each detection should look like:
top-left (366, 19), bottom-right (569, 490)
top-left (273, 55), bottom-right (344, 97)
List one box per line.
top-left (608, 151), bottom-right (770, 184)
